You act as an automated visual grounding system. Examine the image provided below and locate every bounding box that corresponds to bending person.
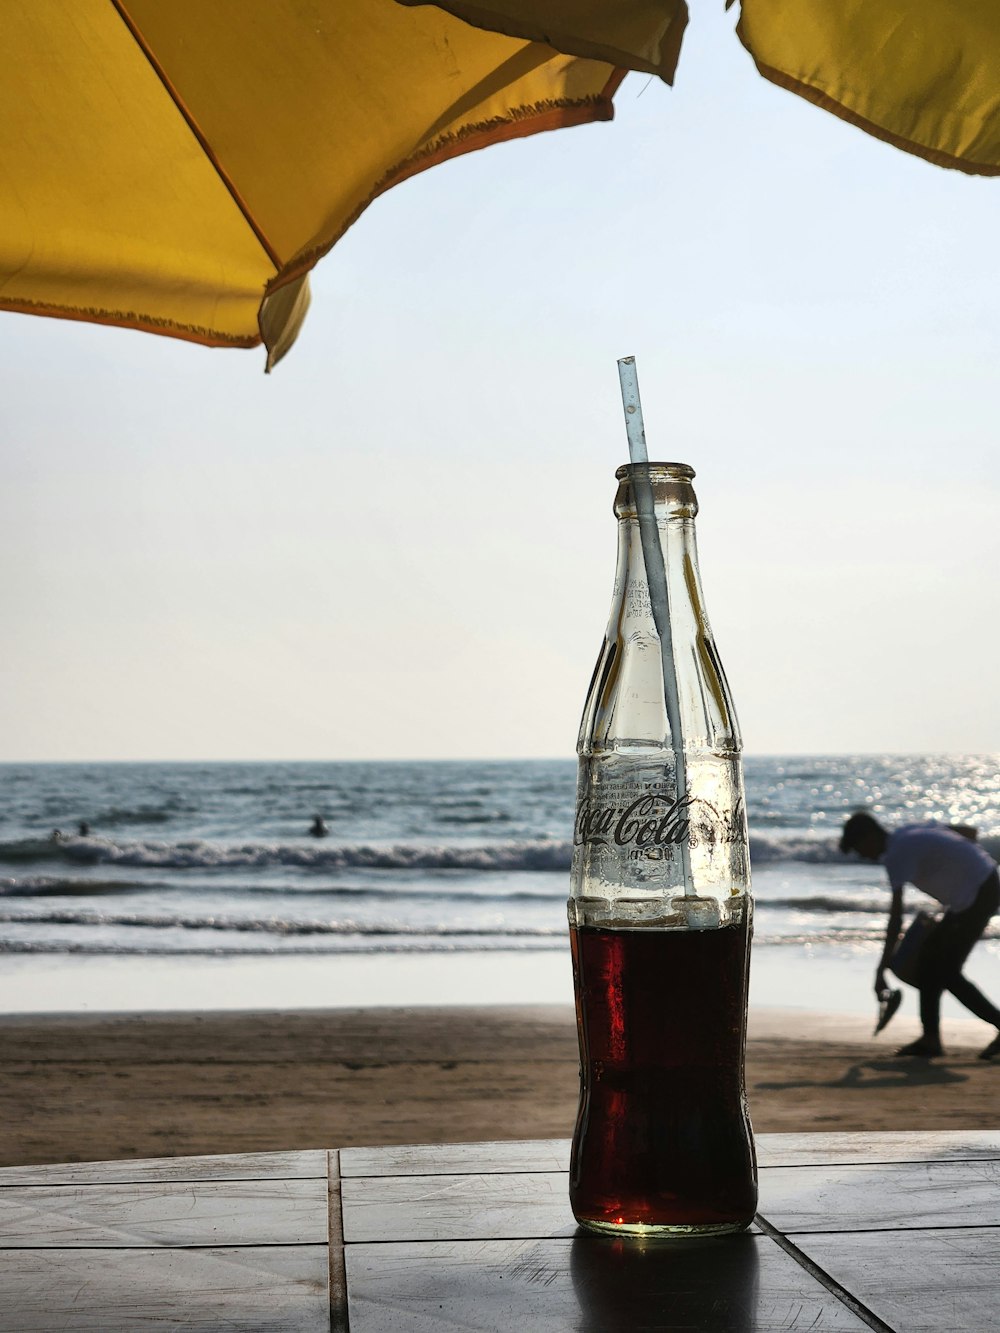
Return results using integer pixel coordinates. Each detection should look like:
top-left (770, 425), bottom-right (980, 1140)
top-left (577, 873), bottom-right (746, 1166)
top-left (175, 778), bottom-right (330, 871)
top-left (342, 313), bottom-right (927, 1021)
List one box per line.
top-left (839, 812), bottom-right (1000, 1060)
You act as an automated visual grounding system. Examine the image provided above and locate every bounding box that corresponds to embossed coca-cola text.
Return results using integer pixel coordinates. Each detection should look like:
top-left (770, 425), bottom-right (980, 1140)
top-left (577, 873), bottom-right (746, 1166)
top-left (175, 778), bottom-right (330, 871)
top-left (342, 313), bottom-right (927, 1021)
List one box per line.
top-left (574, 791), bottom-right (745, 851)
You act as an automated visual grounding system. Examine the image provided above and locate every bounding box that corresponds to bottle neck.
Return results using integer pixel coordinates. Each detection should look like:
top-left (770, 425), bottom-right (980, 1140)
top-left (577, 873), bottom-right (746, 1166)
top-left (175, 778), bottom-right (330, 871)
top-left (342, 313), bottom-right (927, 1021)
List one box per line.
top-left (614, 511), bottom-right (700, 620)
top-left (598, 463), bottom-right (741, 753)
top-left (611, 467), bottom-right (704, 661)
top-left (611, 462), bottom-right (702, 644)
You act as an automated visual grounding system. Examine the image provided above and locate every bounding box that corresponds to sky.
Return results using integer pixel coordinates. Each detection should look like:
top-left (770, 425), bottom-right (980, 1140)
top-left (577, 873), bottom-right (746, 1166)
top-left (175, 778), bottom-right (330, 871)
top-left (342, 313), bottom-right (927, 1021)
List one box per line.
top-left (2, 7), bottom-right (998, 763)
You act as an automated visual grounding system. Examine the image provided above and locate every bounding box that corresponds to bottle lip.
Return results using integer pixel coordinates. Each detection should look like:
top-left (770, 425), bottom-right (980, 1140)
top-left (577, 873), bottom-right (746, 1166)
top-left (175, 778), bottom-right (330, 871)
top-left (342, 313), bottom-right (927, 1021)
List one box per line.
top-left (615, 461), bottom-right (695, 480)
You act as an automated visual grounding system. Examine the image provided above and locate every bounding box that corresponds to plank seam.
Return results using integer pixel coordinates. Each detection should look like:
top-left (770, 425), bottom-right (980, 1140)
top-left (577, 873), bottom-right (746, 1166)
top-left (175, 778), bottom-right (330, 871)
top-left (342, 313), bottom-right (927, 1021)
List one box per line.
top-left (780, 1222), bottom-right (1000, 1236)
top-left (329, 1151), bottom-right (350, 1333)
top-left (759, 1156), bottom-right (1000, 1169)
top-left (0, 1175), bottom-right (329, 1189)
top-left (0, 1242), bottom-right (329, 1251)
top-left (341, 1168), bottom-right (569, 1182)
top-left (754, 1214), bottom-right (896, 1332)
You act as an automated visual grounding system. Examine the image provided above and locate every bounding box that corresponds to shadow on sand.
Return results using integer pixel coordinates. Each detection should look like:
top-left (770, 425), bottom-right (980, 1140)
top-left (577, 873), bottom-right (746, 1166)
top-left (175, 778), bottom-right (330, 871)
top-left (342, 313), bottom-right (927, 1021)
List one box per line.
top-left (756, 1057), bottom-right (968, 1093)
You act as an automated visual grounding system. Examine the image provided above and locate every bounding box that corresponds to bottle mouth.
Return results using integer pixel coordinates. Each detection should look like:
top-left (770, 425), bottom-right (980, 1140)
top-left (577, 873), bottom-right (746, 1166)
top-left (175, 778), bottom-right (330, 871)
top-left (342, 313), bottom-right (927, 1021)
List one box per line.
top-left (614, 463), bottom-right (698, 519)
top-left (615, 462), bottom-right (695, 481)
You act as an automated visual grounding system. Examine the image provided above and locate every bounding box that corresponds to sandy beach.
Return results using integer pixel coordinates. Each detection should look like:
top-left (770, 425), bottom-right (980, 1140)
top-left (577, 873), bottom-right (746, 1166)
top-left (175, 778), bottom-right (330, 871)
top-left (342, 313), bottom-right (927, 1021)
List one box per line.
top-left (1, 1004), bottom-right (997, 1168)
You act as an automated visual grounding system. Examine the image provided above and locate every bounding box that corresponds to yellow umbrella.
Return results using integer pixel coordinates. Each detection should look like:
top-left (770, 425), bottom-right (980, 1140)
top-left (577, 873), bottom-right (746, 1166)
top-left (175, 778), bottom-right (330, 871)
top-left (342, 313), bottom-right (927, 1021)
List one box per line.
top-left (2, 1), bottom-right (998, 370)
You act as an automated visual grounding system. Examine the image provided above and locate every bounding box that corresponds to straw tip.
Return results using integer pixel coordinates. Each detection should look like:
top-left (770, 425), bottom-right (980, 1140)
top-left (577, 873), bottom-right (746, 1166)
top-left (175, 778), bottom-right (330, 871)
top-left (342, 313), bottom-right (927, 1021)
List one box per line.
top-left (617, 355), bottom-right (635, 367)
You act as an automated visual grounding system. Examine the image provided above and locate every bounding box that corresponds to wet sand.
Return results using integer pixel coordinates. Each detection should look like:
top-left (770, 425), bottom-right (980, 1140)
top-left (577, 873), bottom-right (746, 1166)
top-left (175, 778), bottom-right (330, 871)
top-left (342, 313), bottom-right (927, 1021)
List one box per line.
top-left (1, 1005), bottom-right (997, 1167)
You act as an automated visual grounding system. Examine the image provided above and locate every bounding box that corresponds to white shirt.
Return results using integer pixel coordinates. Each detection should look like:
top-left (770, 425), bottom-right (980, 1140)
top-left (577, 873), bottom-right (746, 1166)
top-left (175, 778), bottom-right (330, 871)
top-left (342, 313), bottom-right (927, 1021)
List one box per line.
top-left (883, 823), bottom-right (996, 912)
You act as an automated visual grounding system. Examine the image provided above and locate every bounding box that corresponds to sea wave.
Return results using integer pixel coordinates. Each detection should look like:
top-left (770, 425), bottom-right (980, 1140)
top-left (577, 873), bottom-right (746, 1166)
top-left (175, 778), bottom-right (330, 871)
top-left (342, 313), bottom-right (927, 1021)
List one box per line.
top-left (2, 831), bottom-right (998, 873)
top-left (750, 832), bottom-right (1000, 864)
top-left (0, 909), bottom-right (565, 936)
top-left (0, 877), bottom-right (174, 897)
top-left (4, 928), bottom-right (994, 957)
top-left (95, 806), bottom-right (175, 826)
top-left (0, 836), bottom-right (575, 872)
top-left (0, 877), bottom-right (566, 902)
top-left (760, 895), bottom-right (888, 914)
top-left (0, 880), bottom-right (888, 916)
top-left (4, 899), bottom-right (980, 932)
top-left (0, 935), bottom-right (566, 957)
top-left (0, 832), bottom-right (807, 873)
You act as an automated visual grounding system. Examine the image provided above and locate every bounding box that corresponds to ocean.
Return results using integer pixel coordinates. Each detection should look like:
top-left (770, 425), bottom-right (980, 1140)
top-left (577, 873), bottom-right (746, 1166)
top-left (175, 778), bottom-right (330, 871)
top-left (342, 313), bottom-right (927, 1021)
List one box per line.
top-left (1, 755), bottom-right (998, 1017)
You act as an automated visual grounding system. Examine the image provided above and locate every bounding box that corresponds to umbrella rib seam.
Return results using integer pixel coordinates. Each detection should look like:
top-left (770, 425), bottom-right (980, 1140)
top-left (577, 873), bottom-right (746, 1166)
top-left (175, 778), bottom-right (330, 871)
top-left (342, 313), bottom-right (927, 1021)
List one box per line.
top-left (110, 0), bottom-right (283, 270)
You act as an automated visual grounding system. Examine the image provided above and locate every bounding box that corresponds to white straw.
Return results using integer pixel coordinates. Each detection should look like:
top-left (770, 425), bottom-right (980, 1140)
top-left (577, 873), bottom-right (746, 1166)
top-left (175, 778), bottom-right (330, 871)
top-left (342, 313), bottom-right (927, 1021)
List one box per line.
top-left (617, 357), bottom-right (648, 463)
top-left (616, 357), bottom-right (693, 894)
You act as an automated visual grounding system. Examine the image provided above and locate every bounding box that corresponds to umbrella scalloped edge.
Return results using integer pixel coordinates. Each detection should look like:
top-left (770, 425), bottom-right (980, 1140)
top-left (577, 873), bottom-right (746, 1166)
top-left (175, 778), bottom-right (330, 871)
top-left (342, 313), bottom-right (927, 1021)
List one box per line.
top-left (0, 295), bottom-right (259, 349)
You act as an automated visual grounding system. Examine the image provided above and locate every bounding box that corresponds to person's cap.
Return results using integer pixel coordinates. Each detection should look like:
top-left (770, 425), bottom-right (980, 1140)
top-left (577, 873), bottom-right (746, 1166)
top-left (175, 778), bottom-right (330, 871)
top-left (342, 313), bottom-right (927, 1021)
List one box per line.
top-left (839, 811), bottom-right (881, 854)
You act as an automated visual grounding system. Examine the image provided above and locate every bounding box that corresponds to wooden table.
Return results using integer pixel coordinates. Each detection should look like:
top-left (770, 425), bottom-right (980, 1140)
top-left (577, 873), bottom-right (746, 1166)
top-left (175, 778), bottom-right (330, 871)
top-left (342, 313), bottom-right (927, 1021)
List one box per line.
top-left (1, 1131), bottom-right (998, 1330)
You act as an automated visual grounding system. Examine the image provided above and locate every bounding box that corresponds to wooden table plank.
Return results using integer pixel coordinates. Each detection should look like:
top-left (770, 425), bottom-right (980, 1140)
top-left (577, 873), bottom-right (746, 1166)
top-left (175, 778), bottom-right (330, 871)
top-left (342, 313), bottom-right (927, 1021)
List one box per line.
top-left (794, 1227), bottom-right (1000, 1333)
top-left (341, 1130), bottom-right (1000, 1179)
top-left (0, 1136), bottom-right (992, 1330)
top-left (756, 1131), bottom-right (1000, 1169)
top-left (759, 1159), bottom-right (1000, 1234)
top-left (344, 1234), bottom-right (874, 1331)
top-left (341, 1139), bottom-right (570, 1179)
top-left (341, 1169), bottom-right (761, 1244)
top-left (342, 1169), bottom-right (577, 1243)
top-left (0, 1149), bottom-right (329, 1188)
top-left (0, 1178), bottom-right (329, 1248)
top-left (0, 1244), bottom-right (330, 1332)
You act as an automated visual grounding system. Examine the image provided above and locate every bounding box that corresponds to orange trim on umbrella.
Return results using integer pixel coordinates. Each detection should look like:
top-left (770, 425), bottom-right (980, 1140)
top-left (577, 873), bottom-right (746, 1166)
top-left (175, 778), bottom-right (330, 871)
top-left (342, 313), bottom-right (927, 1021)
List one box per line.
top-left (0, 296), bottom-right (260, 349)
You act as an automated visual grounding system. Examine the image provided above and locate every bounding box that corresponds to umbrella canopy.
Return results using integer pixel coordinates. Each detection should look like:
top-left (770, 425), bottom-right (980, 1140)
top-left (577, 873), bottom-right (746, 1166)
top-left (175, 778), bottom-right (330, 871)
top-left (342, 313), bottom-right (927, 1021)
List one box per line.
top-left (2, 1), bottom-right (998, 369)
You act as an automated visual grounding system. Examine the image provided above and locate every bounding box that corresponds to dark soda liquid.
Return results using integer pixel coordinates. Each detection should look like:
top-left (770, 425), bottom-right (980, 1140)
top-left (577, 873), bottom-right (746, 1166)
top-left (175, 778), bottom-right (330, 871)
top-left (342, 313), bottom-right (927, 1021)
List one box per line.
top-left (569, 916), bottom-right (756, 1234)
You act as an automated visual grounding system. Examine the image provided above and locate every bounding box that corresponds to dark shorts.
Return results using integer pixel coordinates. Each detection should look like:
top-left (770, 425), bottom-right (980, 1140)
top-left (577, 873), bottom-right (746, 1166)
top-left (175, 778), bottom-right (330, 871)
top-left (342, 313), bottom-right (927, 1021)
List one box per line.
top-left (920, 870), bottom-right (999, 989)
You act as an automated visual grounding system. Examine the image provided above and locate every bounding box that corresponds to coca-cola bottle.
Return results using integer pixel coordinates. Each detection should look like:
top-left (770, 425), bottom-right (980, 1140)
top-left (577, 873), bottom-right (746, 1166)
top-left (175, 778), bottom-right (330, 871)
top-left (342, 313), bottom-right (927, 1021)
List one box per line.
top-left (568, 461), bottom-right (756, 1236)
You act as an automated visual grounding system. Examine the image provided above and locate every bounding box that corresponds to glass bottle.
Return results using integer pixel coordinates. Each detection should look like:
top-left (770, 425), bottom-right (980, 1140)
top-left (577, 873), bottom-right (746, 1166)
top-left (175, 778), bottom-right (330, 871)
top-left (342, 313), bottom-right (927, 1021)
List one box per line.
top-left (568, 461), bottom-right (756, 1236)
